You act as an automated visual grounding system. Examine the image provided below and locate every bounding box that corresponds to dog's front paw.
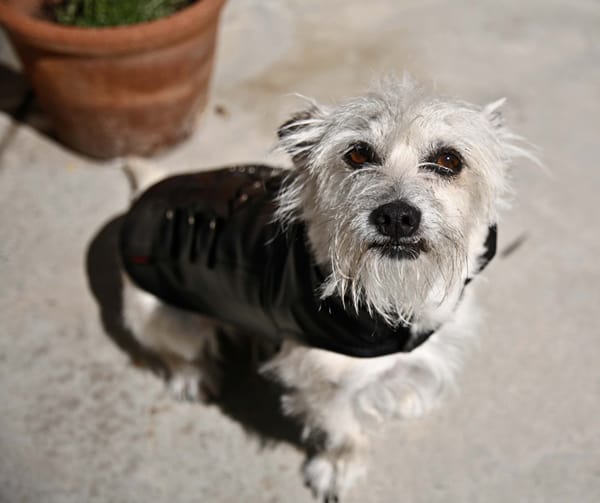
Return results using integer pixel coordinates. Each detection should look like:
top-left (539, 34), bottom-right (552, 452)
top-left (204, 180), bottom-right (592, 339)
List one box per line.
top-left (304, 456), bottom-right (337, 502)
top-left (303, 455), bottom-right (365, 502)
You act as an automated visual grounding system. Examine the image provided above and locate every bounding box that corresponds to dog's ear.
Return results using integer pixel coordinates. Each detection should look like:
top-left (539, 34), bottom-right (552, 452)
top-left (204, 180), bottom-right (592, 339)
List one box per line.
top-left (277, 105), bottom-right (327, 167)
top-left (277, 109), bottom-right (316, 139)
top-left (483, 97), bottom-right (507, 129)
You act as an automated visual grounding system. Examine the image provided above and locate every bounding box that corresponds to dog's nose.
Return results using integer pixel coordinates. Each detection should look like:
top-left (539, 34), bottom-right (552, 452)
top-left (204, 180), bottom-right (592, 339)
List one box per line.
top-left (370, 200), bottom-right (421, 239)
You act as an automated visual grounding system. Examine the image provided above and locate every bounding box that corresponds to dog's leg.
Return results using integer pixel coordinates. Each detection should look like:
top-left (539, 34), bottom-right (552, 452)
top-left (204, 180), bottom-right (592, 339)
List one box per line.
top-left (264, 295), bottom-right (478, 501)
top-left (122, 274), bottom-right (221, 401)
top-left (263, 343), bottom-right (379, 501)
top-left (299, 403), bottom-right (369, 503)
top-left (349, 293), bottom-right (480, 429)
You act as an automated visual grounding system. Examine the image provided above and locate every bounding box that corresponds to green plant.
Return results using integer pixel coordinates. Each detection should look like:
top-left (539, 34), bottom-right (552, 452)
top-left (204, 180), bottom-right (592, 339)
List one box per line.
top-left (46, 0), bottom-right (195, 27)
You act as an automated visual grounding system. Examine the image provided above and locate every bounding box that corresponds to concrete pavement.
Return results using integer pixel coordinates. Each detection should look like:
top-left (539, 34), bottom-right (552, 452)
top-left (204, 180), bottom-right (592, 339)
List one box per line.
top-left (1, 0), bottom-right (599, 501)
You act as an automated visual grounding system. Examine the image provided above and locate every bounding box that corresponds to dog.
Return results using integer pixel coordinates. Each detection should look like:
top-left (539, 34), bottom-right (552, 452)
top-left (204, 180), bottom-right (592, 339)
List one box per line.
top-left (119, 77), bottom-right (530, 502)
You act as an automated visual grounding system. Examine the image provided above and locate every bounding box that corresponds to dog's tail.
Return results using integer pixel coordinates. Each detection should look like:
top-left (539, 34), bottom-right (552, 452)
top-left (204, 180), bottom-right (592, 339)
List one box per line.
top-left (123, 157), bottom-right (167, 198)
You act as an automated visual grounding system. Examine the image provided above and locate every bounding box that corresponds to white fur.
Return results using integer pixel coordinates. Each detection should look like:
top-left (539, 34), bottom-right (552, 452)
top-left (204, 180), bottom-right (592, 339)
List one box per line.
top-left (122, 273), bottom-right (222, 401)
top-left (120, 78), bottom-right (529, 501)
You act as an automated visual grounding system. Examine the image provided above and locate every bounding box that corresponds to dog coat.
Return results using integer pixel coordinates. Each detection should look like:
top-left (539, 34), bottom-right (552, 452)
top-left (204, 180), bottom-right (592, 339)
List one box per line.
top-left (119, 166), bottom-right (496, 358)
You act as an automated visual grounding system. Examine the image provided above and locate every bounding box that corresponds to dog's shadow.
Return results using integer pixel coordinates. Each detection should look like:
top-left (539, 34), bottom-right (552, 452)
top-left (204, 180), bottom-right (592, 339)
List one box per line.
top-left (85, 216), bottom-right (305, 450)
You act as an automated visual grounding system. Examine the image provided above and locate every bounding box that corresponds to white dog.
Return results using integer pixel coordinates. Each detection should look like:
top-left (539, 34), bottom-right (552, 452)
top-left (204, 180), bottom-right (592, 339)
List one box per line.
top-left (120, 77), bottom-right (530, 502)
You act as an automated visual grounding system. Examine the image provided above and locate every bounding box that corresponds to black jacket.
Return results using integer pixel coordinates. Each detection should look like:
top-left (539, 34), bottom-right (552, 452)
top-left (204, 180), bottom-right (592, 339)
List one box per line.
top-left (119, 166), bottom-right (496, 358)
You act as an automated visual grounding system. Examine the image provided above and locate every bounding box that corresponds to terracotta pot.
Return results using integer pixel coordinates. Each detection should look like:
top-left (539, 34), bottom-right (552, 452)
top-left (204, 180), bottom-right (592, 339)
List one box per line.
top-left (0, 0), bottom-right (226, 158)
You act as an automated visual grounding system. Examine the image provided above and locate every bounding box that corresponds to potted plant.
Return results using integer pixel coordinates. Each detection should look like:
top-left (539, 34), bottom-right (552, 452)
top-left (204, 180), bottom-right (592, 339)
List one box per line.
top-left (0, 0), bottom-right (226, 158)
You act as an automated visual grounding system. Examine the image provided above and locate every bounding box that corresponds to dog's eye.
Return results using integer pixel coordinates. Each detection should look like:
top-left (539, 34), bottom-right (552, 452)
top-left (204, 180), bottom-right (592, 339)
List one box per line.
top-left (425, 149), bottom-right (463, 176)
top-left (435, 151), bottom-right (462, 171)
top-left (344, 143), bottom-right (379, 169)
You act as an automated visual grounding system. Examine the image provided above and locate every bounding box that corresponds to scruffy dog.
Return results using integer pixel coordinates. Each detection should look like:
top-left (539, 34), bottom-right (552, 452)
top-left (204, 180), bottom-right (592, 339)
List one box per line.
top-left (120, 78), bottom-right (529, 502)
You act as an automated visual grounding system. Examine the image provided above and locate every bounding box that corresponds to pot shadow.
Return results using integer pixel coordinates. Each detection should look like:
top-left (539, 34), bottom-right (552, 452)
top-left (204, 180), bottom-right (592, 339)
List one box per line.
top-left (85, 215), bottom-right (305, 450)
top-left (0, 63), bottom-right (55, 160)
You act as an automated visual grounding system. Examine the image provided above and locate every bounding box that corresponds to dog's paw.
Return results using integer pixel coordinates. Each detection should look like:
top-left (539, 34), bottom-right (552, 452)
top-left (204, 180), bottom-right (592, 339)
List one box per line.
top-left (303, 455), bottom-right (365, 502)
top-left (167, 374), bottom-right (203, 402)
top-left (165, 364), bottom-right (208, 402)
top-left (303, 456), bottom-right (338, 502)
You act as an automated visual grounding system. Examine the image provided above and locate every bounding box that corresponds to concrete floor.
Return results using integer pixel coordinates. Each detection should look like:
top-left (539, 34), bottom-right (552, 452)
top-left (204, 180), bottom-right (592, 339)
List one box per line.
top-left (1, 0), bottom-right (599, 502)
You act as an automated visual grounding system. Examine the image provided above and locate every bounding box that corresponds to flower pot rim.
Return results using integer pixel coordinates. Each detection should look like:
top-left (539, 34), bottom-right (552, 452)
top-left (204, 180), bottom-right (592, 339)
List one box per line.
top-left (0, 0), bottom-right (226, 55)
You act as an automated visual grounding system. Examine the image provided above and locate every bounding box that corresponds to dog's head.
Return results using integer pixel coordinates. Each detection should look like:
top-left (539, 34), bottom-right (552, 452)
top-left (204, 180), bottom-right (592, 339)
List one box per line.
top-left (276, 77), bottom-right (529, 324)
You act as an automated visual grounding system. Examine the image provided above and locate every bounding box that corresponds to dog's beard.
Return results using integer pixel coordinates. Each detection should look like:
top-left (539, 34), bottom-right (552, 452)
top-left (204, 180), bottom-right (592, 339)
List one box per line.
top-left (321, 215), bottom-right (467, 326)
top-left (277, 169), bottom-right (468, 325)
